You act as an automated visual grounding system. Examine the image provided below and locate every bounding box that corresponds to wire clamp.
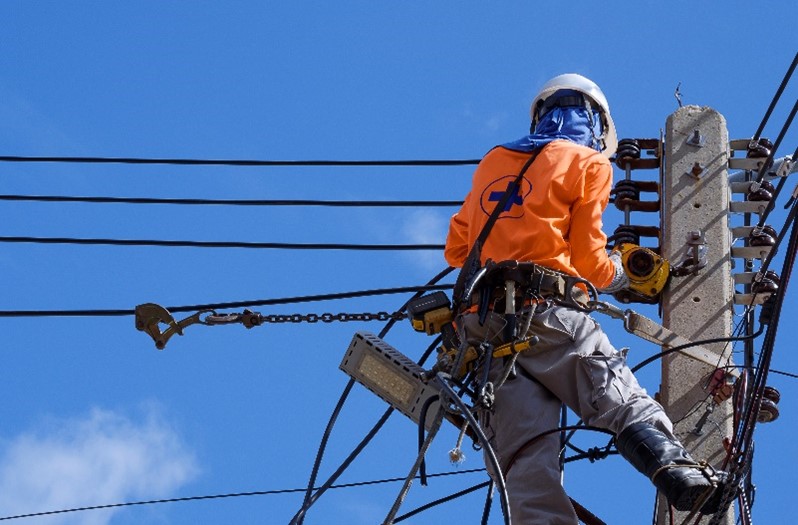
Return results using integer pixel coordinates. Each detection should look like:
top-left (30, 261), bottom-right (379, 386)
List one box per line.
top-left (135, 303), bottom-right (213, 349)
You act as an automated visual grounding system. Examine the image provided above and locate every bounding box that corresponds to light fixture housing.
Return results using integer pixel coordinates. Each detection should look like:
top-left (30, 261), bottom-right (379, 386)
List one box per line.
top-left (340, 331), bottom-right (442, 430)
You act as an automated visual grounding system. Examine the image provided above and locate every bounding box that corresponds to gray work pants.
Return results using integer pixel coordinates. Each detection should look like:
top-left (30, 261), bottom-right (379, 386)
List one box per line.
top-left (457, 304), bottom-right (676, 525)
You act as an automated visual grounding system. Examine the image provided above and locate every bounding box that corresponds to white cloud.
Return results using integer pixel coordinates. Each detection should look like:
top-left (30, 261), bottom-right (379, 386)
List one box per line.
top-left (0, 406), bottom-right (199, 525)
top-left (400, 210), bottom-right (450, 272)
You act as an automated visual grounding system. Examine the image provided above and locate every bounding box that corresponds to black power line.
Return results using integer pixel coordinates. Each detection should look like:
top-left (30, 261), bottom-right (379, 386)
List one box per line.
top-left (0, 468), bottom-right (487, 522)
top-left (0, 283), bottom-right (455, 318)
top-left (0, 155), bottom-right (480, 167)
top-left (0, 235), bottom-right (445, 251)
top-left (0, 194), bottom-right (463, 207)
top-left (753, 51), bottom-right (798, 141)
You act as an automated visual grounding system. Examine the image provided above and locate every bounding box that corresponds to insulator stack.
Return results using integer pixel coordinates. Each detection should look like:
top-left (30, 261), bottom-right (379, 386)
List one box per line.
top-left (609, 138), bottom-right (663, 304)
top-left (728, 138), bottom-right (782, 306)
top-left (757, 386), bottom-right (781, 423)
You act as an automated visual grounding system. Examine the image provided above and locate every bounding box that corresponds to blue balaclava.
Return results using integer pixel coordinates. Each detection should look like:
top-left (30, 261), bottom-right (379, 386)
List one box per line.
top-left (503, 89), bottom-right (604, 153)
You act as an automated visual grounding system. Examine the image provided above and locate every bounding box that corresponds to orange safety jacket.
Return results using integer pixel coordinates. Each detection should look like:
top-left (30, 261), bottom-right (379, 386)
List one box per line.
top-left (444, 140), bottom-right (616, 289)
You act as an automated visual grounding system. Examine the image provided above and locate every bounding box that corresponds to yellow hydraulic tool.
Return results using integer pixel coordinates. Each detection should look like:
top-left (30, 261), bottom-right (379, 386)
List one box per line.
top-left (613, 243), bottom-right (670, 304)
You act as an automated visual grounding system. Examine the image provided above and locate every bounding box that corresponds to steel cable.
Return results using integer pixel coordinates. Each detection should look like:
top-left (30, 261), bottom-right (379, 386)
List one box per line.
top-left (0, 155), bottom-right (480, 167)
top-left (292, 267), bottom-right (454, 525)
top-left (752, 52), bottom-right (798, 141)
top-left (0, 468), bottom-right (487, 522)
top-left (0, 284), bottom-right (454, 318)
top-left (0, 235), bottom-right (445, 251)
top-left (0, 194), bottom-right (462, 207)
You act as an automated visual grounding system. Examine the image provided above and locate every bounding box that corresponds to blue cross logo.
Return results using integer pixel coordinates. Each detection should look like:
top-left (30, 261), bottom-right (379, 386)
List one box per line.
top-left (489, 182), bottom-right (523, 212)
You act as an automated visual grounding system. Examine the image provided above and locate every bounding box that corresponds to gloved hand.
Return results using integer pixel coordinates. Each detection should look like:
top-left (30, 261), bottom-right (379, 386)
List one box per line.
top-left (598, 249), bottom-right (630, 294)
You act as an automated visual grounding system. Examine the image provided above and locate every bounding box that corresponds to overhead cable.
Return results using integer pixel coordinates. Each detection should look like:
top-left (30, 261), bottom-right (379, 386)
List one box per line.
top-left (0, 155), bottom-right (480, 167)
top-left (752, 51), bottom-right (798, 141)
top-left (0, 468), bottom-right (487, 522)
top-left (0, 235), bottom-right (445, 251)
top-left (755, 99), bottom-right (798, 184)
top-left (0, 194), bottom-right (462, 208)
top-left (0, 283), bottom-right (454, 318)
top-left (294, 267), bottom-right (454, 525)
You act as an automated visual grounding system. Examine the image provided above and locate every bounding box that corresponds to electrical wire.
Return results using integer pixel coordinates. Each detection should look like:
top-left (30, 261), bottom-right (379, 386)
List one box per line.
top-left (434, 374), bottom-right (511, 525)
top-left (754, 143), bottom-right (798, 229)
top-left (0, 194), bottom-right (462, 207)
top-left (752, 51), bottom-right (798, 141)
top-left (0, 468), bottom-right (488, 522)
top-left (0, 283), bottom-right (454, 318)
top-left (393, 481), bottom-right (492, 523)
top-left (293, 267), bottom-right (454, 525)
top-left (629, 328), bottom-right (764, 374)
top-left (0, 155), bottom-right (480, 167)
top-left (0, 235), bottom-right (445, 251)
top-left (704, 201), bottom-right (798, 525)
top-left (755, 100), bottom-right (798, 184)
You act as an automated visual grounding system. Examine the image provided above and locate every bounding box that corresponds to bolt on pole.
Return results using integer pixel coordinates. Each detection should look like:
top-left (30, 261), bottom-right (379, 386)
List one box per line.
top-left (659, 106), bottom-right (735, 525)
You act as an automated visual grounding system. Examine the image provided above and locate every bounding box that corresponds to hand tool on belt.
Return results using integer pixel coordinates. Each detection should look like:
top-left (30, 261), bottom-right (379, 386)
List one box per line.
top-left (462, 259), bottom-right (596, 328)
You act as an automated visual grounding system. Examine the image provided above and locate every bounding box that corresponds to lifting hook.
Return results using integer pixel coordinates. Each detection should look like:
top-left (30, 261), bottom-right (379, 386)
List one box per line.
top-left (135, 303), bottom-right (213, 349)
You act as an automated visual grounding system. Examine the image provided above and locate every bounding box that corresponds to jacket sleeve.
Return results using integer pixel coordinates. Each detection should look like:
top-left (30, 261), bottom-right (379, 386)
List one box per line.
top-left (444, 199), bottom-right (470, 268)
top-left (569, 158), bottom-right (616, 288)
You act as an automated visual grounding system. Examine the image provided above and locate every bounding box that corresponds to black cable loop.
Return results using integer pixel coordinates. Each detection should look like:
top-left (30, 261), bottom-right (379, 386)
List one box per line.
top-left (506, 424), bottom-right (616, 483)
top-left (629, 327), bottom-right (764, 374)
top-left (703, 208), bottom-right (798, 525)
top-left (292, 267), bottom-right (454, 525)
top-left (481, 479), bottom-right (495, 525)
top-left (417, 395), bottom-right (441, 486)
top-left (435, 374), bottom-right (511, 525)
top-left (729, 208), bottom-right (798, 465)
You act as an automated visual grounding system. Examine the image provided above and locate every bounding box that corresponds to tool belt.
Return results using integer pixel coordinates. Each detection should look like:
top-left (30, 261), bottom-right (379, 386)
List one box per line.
top-left (461, 260), bottom-right (591, 314)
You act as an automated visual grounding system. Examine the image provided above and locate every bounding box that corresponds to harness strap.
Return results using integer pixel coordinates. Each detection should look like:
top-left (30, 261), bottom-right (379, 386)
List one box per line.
top-left (452, 151), bottom-right (541, 310)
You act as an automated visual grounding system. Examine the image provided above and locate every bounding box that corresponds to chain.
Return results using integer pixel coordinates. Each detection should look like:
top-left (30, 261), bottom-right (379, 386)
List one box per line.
top-left (204, 310), bottom-right (407, 327)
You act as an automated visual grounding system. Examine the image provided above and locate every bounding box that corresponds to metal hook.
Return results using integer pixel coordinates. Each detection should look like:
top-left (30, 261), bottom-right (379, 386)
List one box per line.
top-left (135, 303), bottom-right (213, 349)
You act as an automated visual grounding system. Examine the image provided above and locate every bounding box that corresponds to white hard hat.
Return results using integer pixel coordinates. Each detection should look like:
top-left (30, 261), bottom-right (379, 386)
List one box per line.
top-left (530, 73), bottom-right (618, 158)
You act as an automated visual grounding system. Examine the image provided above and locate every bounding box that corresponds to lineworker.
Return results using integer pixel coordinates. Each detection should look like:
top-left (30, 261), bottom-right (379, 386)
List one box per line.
top-left (444, 73), bottom-right (727, 524)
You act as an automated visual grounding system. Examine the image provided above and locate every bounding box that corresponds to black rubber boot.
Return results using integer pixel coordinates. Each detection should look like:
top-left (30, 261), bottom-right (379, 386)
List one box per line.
top-left (616, 422), bottom-right (721, 513)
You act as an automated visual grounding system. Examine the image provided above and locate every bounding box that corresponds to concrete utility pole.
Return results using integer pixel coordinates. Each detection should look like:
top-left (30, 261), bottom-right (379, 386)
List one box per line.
top-left (659, 106), bottom-right (735, 525)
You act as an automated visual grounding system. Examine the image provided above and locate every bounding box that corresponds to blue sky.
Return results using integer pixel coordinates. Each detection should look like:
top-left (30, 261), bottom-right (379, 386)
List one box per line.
top-left (0, 2), bottom-right (796, 524)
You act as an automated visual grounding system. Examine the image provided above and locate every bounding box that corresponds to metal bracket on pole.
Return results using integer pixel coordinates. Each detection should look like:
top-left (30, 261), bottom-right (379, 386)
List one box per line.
top-left (623, 311), bottom-right (738, 378)
top-left (671, 230), bottom-right (708, 277)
